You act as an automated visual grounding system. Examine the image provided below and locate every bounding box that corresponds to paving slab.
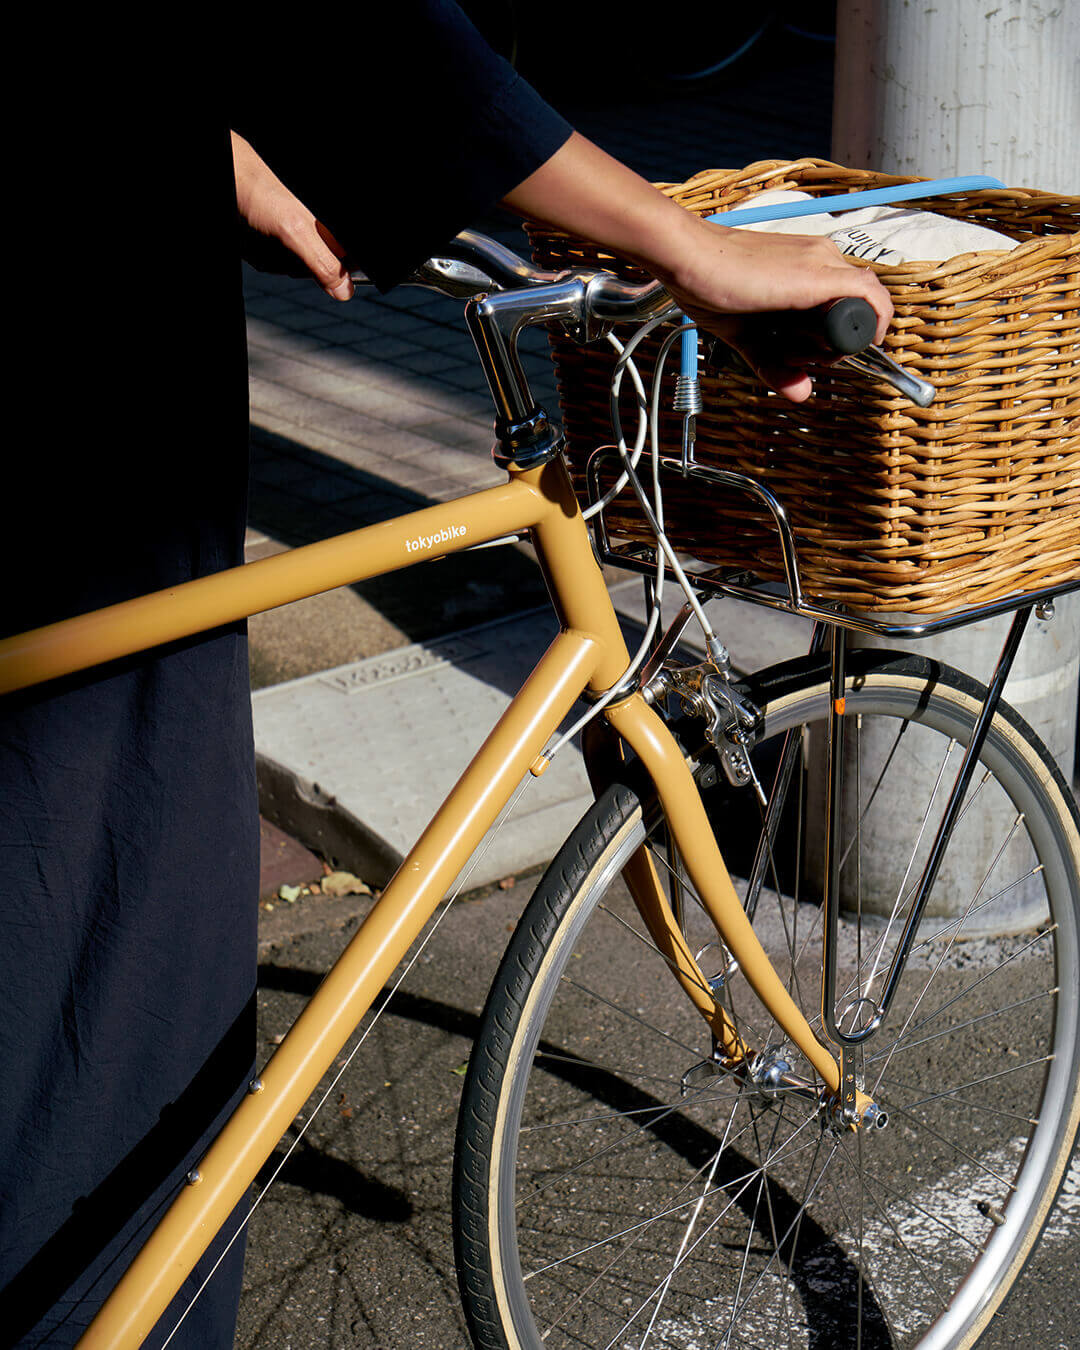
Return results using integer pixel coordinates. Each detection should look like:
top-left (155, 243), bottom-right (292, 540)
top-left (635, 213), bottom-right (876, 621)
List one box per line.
top-left (253, 608), bottom-right (592, 892)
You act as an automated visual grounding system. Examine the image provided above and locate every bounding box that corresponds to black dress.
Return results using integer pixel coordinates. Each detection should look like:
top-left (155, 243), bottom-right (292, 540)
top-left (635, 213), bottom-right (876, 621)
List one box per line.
top-left (0, 7), bottom-right (570, 1345)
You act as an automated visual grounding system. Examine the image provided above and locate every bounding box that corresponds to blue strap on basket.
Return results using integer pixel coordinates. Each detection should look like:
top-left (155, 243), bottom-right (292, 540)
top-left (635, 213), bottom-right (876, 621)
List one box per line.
top-left (678, 174), bottom-right (1007, 379)
top-left (705, 175), bottom-right (1006, 227)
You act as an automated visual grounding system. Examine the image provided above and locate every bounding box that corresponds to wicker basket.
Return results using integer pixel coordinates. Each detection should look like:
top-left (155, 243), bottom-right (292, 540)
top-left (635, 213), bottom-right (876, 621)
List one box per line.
top-left (528, 159), bottom-right (1080, 613)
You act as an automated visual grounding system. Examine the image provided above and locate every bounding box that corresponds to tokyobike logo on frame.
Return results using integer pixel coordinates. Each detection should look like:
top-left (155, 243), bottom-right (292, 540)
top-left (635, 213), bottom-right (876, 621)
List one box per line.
top-left (404, 525), bottom-right (468, 553)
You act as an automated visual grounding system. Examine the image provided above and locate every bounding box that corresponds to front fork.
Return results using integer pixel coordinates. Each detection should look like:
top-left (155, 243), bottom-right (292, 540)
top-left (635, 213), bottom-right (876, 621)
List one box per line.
top-left (585, 691), bottom-right (881, 1130)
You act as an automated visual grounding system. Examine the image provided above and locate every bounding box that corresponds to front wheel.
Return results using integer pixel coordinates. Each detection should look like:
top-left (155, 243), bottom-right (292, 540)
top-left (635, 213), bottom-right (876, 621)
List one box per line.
top-left (454, 652), bottom-right (1080, 1349)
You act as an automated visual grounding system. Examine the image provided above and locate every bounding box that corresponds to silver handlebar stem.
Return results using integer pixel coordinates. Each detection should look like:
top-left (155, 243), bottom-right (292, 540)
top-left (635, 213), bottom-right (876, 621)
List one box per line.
top-left (446, 238), bottom-right (671, 470)
top-left (465, 277), bottom-right (587, 469)
top-left (466, 277), bottom-right (588, 427)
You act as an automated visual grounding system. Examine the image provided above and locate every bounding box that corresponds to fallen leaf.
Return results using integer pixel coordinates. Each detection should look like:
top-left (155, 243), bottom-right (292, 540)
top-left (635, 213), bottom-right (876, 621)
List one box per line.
top-left (321, 870), bottom-right (372, 898)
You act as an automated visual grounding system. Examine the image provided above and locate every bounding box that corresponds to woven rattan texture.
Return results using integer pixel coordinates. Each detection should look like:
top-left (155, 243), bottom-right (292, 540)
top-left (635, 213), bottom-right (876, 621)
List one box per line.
top-left (530, 159), bottom-right (1080, 613)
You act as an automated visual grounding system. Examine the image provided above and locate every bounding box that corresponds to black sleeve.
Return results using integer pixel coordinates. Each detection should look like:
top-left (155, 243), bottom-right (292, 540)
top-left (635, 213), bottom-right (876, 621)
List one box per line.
top-left (232, 1), bottom-right (573, 290)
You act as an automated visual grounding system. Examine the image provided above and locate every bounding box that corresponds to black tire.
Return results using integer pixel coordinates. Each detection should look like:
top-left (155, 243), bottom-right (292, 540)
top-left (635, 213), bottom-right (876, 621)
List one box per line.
top-left (454, 652), bottom-right (1080, 1349)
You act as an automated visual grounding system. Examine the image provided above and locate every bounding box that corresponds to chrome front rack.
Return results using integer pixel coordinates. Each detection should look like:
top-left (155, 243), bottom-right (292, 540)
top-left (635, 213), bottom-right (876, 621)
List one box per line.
top-left (583, 446), bottom-right (1079, 641)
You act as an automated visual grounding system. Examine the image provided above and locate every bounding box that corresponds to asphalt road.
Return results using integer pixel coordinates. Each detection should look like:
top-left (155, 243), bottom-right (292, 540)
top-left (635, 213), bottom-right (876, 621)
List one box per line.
top-left (233, 867), bottom-right (1080, 1350)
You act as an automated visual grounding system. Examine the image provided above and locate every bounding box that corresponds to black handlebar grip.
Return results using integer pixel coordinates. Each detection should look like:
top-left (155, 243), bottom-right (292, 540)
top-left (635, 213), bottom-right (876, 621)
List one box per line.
top-left (818, 297), bottom-right (878, 355)
top-left (754, 297), bottom-right (878, 358)
top-left (704, 297), bottom-right (879, 374)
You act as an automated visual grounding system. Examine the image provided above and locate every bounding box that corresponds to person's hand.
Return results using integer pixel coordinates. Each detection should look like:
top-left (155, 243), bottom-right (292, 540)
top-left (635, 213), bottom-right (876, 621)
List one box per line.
top-left (502, 132), bottom-right (894, 402)
top-left (231, 132), bottom-right (353, 302)
top-left (661, 218), bottom-right (894, 402)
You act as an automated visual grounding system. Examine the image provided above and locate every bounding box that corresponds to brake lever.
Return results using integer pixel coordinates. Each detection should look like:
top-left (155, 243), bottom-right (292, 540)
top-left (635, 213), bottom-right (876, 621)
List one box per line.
top-left (836, 348), bottom-right (936, 407)
top-left (403, 255), bottom-right (496, 300)
top-left (705, 333), bottom-right (936, 408)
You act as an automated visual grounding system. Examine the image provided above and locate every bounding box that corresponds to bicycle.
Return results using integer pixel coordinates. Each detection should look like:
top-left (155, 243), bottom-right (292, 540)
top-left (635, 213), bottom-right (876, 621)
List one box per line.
top-left (2, 228), bottom-right (1078, 1350)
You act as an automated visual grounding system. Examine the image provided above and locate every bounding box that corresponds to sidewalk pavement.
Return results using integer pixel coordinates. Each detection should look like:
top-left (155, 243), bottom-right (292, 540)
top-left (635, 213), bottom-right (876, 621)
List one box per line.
top-left (246, 40), bottom-right (837, 895)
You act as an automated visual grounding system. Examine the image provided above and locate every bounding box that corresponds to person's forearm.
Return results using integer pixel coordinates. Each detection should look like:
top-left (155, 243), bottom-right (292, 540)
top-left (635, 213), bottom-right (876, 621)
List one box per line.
top-left (501, 132), bottom-right (704, 287)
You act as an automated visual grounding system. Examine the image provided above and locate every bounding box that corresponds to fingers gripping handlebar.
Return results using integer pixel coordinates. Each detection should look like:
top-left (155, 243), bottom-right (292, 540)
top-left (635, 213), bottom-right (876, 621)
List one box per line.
top-left (710, 301), bottom-right (936, 407)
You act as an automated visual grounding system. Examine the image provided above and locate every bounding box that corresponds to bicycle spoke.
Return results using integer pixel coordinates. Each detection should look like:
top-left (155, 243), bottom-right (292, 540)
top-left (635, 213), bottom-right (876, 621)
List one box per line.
top-left (595, 900), bottom-right (717, 1001)
top-left (516, 1071), bottom-right (819, 1219)
top-left (866, 987), bottom-right (1054, 1064)
top-left (910, 862), bottom-right (1044, 952)
top-left (861, 735), bottom-right (957, 998)
top-left (714, 1132), bottom-right (842, 1349)
top-left (517, 1080), bottom-right (737, 1211)
top-left (877, 1097), bottom-right (1019, 1193)
top-left (873, 813), bottom-right (1026, 1083)
top-left (527, 1121), bottom-right (822, 1286)
top-left (897, 926), bottom-right (1056, 1042)
top-left (847, 1155), bottom-right (984, 1255)
top-left (532, 1047), bottom-right (709, 1093)
top-left (558, 974), bottom-right (708, 1059)
top-left (542, 1148), bottom-right (724, 1342)
top-left (635, 1115), bottom-right (733, 1347)
top-left (834, 1146), bottom-right (952, 1317)
top-left (885, 1055), bottom-right (1052, 1115)
top-left (826, 1155), bottom-right (904, 1348)
top-left (749, 1109), bottom-right (802, 1350)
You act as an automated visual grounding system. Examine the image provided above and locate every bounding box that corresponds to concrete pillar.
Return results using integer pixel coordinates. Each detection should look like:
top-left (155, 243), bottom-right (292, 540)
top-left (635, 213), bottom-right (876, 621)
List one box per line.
top-left (821, 1), bottom-right (1079, 929)
top-left (832, 0), bottom-right (1079, 194)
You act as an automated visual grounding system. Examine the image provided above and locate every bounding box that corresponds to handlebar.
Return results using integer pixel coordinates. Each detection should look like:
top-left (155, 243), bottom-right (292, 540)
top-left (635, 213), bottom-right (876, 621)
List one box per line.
top-left (350, 230), bottom-right (935, 437)
top-left (352, 229), bottom-right (675, 332)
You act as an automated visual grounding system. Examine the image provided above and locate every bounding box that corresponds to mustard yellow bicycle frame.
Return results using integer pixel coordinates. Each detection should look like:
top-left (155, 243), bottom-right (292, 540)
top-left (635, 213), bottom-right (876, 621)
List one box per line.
top-left (0, 454), bottom-right (854, 1349)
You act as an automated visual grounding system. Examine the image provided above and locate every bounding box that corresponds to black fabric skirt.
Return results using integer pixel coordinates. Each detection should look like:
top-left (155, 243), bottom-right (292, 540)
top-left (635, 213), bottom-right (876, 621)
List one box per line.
top-left (0, 631), bottom-right (259, 1346)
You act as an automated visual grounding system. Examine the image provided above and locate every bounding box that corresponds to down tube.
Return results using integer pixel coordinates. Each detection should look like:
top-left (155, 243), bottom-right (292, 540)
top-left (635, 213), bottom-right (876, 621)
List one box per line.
top-left (78, 628), bottom-right (602, 1350)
